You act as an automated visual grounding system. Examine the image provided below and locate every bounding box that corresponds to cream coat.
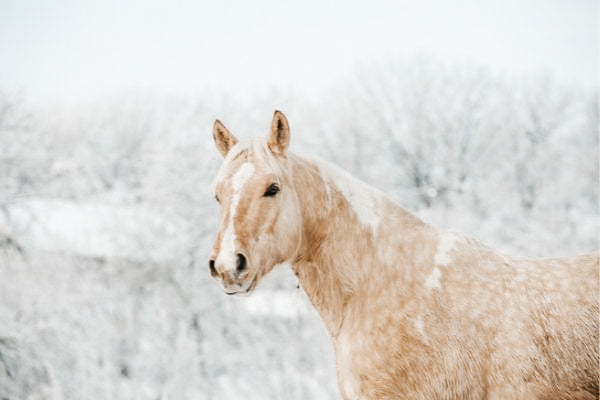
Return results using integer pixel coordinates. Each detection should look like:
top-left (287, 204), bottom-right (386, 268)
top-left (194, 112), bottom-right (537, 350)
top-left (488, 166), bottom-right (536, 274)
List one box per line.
top-left (209, 111), bottom-right (599, 400)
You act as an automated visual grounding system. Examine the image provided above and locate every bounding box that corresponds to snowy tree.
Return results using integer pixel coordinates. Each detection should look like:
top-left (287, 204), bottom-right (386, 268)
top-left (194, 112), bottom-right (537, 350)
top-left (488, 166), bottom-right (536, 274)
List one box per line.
top-left (0, 56), bottom-right (597, 400)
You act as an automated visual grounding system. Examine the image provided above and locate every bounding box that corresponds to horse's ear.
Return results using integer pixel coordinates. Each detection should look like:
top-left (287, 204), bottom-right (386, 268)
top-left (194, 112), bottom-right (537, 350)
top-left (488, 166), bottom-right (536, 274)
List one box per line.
top-left (213, 119), bottom-right (238, 158)
top-left (268, 110), bottom-right (290, 157)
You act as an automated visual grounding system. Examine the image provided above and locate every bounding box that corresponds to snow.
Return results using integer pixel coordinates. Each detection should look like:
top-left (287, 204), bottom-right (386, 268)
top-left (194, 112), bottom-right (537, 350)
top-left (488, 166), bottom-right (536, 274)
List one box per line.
top-left (0, 57), bottom-right (597, 400)
top-left (240, 290), bottom-right (311, 318)
top-left (5, 199), bottom-right (187, 263)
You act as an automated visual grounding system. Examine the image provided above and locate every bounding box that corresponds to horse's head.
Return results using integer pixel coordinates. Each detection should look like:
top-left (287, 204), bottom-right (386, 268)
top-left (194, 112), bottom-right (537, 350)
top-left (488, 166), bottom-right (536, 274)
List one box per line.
top-left (209, 111), bottom-right (302, 295)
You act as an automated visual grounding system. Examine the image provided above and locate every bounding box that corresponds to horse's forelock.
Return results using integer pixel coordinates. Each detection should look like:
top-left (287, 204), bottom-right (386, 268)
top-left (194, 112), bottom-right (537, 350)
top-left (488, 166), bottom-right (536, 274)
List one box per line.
top-left (211, 140), bottom-right (248, 192)
top-left (251, 138), bottom-right (285, 185)
top-left (211, 137), bottom-right (286, 193)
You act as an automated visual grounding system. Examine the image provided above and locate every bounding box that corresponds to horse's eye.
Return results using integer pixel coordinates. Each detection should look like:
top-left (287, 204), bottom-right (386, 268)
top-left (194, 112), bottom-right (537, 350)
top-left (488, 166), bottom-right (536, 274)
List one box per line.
top-left (264, 183), bottom-right (280, 197)
top-left (215, 194), bottom-right (220, 203)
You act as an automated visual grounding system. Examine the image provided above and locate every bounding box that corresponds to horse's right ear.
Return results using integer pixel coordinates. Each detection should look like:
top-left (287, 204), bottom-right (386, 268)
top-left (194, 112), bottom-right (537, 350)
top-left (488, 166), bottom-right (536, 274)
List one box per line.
top-left (268, 110), bottom-right (290, 157)
top-left (213, 119), bottom-right (238, 158)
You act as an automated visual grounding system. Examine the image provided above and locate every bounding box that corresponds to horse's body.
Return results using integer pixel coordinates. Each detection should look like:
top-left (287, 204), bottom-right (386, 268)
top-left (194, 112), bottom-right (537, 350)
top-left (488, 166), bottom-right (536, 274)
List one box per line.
top-left (209, 111), bottom-right (599, 399)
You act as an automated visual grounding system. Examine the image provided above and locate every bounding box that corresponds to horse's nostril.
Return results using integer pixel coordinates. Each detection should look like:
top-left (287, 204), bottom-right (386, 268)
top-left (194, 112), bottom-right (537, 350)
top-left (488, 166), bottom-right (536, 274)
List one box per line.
top-left (236, 253), bottom-right (247, 273)
top-left (209, 259), bottom-right (218, 277)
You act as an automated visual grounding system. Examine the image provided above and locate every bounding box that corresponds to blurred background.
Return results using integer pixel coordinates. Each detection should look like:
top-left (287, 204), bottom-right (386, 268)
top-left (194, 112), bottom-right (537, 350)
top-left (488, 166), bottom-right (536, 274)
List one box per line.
top-left (0, 0), bottom-right (598, 399)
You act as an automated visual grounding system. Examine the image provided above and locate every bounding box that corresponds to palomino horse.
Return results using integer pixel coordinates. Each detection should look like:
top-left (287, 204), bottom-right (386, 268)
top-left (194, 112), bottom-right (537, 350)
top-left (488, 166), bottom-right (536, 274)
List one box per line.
top-left (208, 111), bottom-right (599, 399)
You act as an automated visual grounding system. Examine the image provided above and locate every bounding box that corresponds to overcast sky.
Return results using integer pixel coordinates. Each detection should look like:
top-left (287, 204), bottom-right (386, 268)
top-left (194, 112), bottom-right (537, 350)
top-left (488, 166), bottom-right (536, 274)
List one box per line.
top-left (0, 0), bottom-right (597, 103)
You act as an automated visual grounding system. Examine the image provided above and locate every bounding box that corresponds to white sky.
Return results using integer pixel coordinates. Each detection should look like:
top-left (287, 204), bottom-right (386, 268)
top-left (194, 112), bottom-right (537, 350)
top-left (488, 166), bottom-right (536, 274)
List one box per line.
top-left (0, 0), bottom-right (598, 103)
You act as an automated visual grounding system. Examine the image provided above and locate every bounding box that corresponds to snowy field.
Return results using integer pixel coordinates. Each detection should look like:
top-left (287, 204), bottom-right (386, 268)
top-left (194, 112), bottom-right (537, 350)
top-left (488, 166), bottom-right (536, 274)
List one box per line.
top-left (0, 59), bottom-right (598, 399)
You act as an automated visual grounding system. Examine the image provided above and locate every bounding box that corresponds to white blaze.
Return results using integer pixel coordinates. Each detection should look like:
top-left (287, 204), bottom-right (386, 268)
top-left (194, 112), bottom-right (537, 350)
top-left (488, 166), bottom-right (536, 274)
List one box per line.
top-left (217, 162), bottom-right (255, 271)
top-left (232, 162), bottom-right (255, 192)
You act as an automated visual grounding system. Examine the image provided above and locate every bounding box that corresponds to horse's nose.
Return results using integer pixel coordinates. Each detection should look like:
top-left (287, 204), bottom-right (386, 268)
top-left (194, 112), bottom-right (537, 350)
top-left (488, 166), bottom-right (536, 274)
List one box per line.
top-left (209, 258), bottom-right (218, 277)
top-left (210, 251), bottom-right (249, 281)
top-left (236, 253), bottom-right (247, 273)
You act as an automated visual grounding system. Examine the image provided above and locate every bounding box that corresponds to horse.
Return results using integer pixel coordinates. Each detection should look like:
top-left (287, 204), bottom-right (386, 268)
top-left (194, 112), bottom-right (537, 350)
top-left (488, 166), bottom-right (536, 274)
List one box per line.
top-left (208, 110), bottom-right (599, 399)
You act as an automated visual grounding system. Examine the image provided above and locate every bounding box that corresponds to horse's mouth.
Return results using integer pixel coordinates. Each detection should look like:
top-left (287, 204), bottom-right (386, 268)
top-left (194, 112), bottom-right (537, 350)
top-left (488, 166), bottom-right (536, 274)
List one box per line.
top-left (225, 274), bottom-right (258, 295)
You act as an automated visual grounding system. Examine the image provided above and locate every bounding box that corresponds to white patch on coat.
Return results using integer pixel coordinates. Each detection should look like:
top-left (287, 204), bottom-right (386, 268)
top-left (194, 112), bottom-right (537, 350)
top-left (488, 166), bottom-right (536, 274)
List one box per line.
top-left (322, 180), bottom-right (333, 209)
top-left (424, 232), bottom-right (460, 290)
top-left (425, 266), bottom-right (442, 290)
top-left (217, 162), bottom-right (255, 272)
top-left (414, 315), bottom-right (428, 343)
top-left (434, 232), bottom-right (459, 266)
top-left (309, 157), bottom-right (382, 234)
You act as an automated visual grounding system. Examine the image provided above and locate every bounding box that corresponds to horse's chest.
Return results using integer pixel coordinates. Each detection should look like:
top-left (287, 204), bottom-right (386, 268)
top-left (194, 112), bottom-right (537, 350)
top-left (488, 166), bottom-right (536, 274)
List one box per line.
top-left (332, 304), bottom-right (477, 399)
top-left (334, 330), bottom-right (367, 399)
top-left (334, 326), bottom-right (394, 399)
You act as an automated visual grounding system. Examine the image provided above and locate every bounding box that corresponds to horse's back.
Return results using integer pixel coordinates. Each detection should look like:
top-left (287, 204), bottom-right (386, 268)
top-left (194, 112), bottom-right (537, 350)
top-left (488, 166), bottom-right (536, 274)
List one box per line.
top-left (427, 247), bottom-right (598, 399)
top-left (528, 299), bottom-right (599, 399)
top-left (504, 252), bottom-right (599, 399)
top-left (337, 239), bottom-right (599, 399)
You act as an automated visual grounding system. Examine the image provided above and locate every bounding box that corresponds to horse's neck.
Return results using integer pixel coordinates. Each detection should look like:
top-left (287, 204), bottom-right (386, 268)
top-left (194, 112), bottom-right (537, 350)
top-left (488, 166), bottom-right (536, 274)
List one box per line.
top-left (290, 155), bottom-right (427, 337)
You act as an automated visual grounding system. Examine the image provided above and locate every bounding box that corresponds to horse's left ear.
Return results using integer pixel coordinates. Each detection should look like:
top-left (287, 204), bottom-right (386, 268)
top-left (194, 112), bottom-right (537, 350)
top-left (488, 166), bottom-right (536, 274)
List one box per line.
top-left (268, 110), bottom-right (290, 157)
